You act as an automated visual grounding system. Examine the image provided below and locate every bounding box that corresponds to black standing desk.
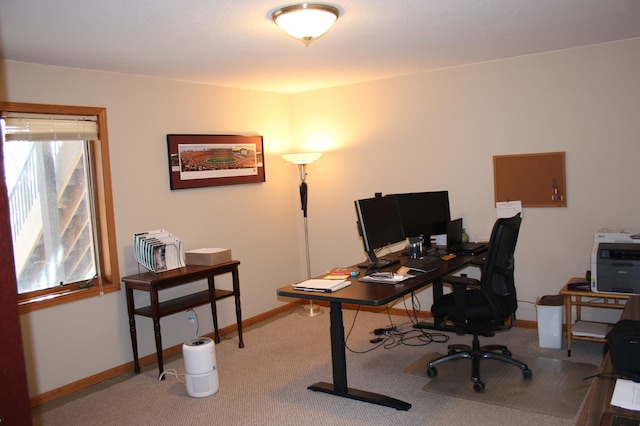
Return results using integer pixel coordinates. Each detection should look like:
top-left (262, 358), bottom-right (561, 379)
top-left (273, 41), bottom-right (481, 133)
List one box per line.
top-left (277, 254), bottom-right (473, 410)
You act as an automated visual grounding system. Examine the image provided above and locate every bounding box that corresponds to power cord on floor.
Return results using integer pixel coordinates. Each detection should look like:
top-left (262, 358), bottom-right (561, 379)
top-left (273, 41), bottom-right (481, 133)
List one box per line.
top-left (186, 308), bottom-right (200, 339)
top-left (158, 368), bottom-right (185, 383)
top-left (185, 308), bottom-right (230, 342)
top-left (583, 371), bottom-right (640, 383)
top-left (344, 294), bottom-right (450, 354)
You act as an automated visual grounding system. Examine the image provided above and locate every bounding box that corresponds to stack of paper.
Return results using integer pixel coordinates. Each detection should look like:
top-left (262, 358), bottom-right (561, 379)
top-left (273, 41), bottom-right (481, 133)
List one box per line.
top-left (293, 279), bottom-right (351, 293)
top-left (611, 378), bottom-right (640, 411)
top-left (359, 272), bottom-right (414, 284)
top-left (134, 229), bottom-right (185, 273)
top-left (571, 321), bottom-right (612, 339)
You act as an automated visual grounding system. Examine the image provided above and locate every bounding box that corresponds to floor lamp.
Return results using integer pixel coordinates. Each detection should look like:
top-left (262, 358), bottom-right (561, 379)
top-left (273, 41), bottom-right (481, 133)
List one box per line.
top-left (282, 152), bottom-right (323, 317)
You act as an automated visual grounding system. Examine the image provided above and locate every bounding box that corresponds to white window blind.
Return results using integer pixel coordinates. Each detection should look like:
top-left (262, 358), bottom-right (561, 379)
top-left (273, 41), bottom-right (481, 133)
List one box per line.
top-left (2, 115), bottom-right (98, 141)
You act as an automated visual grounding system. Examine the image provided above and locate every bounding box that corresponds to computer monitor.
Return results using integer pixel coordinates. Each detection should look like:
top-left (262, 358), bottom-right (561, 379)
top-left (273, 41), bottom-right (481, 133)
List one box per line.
top-left (354, 196), bottom-right (405, 266)
top-left (391, 191), bottom-right (451, 241)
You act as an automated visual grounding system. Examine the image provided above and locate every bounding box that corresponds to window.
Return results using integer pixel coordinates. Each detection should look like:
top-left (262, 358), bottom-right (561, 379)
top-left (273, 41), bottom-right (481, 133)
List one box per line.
top-left (0, 102), bottom-right (119, 313)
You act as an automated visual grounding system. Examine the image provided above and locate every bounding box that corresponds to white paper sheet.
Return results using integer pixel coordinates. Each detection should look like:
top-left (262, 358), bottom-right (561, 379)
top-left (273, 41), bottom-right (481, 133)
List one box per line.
top-left (496, 200), bottom-right (523, 219)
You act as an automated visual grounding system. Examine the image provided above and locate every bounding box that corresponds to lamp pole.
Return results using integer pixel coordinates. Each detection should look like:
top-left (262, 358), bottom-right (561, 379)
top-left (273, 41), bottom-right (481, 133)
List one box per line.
top-left (283, 153), bottom-right (323, 317)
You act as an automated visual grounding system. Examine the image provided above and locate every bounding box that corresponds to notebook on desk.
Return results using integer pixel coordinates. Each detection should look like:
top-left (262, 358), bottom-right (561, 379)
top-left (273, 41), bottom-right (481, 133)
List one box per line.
top-left (293, 279), bottom-right (351, 293)
top-left (447, 218), bottom-right (487, 255)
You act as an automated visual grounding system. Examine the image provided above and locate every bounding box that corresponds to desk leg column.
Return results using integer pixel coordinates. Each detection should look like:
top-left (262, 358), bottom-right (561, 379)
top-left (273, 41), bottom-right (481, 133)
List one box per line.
top-left (414, 278), bottom-right (447, 330)
top-left (307, 301), bottom-right (411, 410)
top-left (150, 290), bottom-right (165, 379)
top-left (207, 277), bottom-right (221, 344)
top-left (564, 294), bottom-right (572, 357)
top-left (432, 278), bottom-right (445, 327)
top-left (330, 301), bottom-right (348, 392)
top-left (232, 268), bottom-right (244, 348)
top-left (125, 286), bottom-right (140, 373)
top-left (308, 301), bottom-right (348, 395)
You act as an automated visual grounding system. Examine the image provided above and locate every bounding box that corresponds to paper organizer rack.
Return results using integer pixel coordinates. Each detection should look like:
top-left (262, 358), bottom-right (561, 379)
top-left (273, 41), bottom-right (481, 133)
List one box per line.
top-left (134, 229), bottom-right (185, 274)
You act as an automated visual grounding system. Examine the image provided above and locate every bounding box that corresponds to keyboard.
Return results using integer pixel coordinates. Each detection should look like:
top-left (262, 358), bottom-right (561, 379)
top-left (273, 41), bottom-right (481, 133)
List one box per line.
top-left (404, 256), bottom-right (445, 272)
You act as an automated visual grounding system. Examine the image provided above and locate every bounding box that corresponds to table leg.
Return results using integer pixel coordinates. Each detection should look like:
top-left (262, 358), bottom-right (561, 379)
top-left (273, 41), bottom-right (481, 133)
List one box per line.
top-left (208, 276), bottom-right (221, 344)
top-left (307, 301), bottom-right (411, 410)
top-left (564, 294), bottom-right (572, 357)
top-left (432, 277), bottom-right (444, 301)
top-left (576, 295), bottom-right (582, 322)
top-left (150, 289), bottom-right (164, 379)
top-left (232, 267), bottom-right (244, 348)
top-left (125, 286), bottom-right (140, 373)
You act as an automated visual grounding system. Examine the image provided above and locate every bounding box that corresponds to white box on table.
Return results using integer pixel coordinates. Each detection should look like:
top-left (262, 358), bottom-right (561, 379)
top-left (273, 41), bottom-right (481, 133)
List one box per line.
top-left (185, 248), bottom-right (232, 266)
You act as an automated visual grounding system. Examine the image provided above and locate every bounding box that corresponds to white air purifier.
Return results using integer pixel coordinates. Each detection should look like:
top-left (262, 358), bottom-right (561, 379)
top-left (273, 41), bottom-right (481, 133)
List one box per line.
top-left (182, 337), bottom-right (218, 398)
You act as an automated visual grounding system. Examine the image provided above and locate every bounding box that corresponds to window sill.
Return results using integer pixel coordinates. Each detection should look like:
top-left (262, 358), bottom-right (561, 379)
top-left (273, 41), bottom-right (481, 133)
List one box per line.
top-left (18, 283), bottom-right (120, 314)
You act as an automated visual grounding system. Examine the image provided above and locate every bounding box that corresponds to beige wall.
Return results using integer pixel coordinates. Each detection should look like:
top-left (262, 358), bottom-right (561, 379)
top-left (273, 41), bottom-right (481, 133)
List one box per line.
top-left (290, 38), bottom-right (640, 320)
top-left (2, 37), bottom-right (640, 396)
top-left (3, 62), bottom-right (305, 395)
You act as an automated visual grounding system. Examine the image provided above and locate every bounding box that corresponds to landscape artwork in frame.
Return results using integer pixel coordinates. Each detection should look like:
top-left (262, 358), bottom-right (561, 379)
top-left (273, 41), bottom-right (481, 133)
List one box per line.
top-left (167, 134), bottom-right (265, 189)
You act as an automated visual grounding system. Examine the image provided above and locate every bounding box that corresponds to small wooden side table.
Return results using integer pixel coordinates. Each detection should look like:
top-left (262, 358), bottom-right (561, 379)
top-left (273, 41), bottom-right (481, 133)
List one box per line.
top-left (123, 262), bottom-right (244, 378)
top-left (559, 278), bottom-right (629, 356)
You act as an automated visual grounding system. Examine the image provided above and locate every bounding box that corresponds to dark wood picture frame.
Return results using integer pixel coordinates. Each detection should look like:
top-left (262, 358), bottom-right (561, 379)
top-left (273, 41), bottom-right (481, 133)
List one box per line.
top-left (493, 151), bottom-right (566, 207)
top-left (167, 134), bottom-right (265, 190)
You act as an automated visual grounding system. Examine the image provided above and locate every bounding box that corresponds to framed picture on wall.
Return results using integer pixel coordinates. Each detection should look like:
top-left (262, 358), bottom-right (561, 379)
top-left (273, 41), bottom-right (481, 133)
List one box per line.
top-left (167, 134), bottom-right (265, 190)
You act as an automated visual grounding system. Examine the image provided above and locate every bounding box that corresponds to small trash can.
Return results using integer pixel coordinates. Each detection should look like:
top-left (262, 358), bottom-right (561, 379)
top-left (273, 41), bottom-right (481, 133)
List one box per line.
top-left (535, 294), bottom-right (565, 349)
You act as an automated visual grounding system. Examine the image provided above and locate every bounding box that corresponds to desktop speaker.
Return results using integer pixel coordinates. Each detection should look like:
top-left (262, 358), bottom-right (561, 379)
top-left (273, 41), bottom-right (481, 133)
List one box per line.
top-left (607, 320), bottom-right (640, 381)
top-left (183, 337), bottom-right (219, 397)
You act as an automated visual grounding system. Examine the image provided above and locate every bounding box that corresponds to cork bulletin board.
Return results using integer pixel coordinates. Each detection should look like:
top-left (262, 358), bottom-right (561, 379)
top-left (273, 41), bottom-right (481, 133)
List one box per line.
top-left (493, 151), bottom-right (566, 207)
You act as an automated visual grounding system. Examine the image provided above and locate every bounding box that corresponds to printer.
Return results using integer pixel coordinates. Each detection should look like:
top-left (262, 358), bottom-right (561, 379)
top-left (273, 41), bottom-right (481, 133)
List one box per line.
top-left (591, 229), bottom-right (640, 294)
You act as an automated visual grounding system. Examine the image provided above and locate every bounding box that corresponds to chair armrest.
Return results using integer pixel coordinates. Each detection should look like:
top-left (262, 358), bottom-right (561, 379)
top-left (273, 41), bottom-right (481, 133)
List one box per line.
top-left (471, 257), bottom-right (485, 267)
top-left (442, 274), bottom-right (480, 287)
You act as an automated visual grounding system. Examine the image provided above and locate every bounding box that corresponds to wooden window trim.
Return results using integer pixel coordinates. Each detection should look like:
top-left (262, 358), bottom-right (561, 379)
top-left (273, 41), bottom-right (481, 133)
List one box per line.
top-left (1, 102), bottom-right (120, 314)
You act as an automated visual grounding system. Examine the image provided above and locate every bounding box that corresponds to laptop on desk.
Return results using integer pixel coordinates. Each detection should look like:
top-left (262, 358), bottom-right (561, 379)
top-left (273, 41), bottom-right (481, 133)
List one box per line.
top-left (447, 218), bottom-right (487, 255)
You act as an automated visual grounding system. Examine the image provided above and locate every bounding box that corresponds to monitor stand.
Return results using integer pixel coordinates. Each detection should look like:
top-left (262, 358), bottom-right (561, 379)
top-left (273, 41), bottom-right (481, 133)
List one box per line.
top-left (356, 254), bottom-right (400, 269)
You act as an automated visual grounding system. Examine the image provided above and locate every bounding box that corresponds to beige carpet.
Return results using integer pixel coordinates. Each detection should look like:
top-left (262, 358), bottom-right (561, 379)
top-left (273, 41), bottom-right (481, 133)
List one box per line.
top-left (405, 352), bottom-right (598, 418)
top-left (33, 309), bottom-right (604, 425)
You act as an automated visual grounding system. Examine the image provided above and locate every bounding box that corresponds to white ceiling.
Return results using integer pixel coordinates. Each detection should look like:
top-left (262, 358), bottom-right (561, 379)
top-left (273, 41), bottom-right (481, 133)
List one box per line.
top-left (1, 0), bottom-right (640, 94)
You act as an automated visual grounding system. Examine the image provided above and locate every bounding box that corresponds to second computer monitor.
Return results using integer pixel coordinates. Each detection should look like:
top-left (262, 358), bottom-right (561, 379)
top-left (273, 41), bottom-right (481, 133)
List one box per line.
top-left (392, 191), bottom-right (451, 240)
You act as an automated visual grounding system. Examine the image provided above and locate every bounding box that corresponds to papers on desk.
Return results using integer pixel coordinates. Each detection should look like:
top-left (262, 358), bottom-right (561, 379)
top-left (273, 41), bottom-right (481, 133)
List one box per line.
top-left (359, 272), bottom-right (414, 284)
top-left (293, 279), bottom-right (351, 293)
top-left (611, 378), bottom-right (640, 411)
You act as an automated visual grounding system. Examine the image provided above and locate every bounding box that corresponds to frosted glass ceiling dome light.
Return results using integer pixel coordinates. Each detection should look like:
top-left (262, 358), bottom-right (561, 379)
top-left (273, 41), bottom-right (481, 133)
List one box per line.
top-left (272, 3), bottom-right (339, 46)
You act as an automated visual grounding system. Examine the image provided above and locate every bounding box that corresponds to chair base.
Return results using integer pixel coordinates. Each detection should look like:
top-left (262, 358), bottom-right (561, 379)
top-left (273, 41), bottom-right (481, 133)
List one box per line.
top-left (426, 333), bottom-right (533, 392)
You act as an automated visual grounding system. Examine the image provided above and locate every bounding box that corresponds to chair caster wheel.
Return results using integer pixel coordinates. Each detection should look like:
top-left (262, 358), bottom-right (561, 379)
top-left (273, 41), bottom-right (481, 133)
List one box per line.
top-left (426, 367), bottom-right (438, 377)
top-left (473, 381), bottom-right (485, 393)
top-left (523, 368), bottom-right (533, 380)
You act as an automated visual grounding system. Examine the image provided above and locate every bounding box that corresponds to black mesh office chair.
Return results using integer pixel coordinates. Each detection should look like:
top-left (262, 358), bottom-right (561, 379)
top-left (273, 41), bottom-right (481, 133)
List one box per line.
top-left (426, 213), bottom-right (532, 392)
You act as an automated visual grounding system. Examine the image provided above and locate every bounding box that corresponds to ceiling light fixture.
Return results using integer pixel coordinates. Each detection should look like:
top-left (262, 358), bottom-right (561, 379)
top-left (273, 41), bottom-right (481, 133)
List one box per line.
top-left (272, 3), bottom-right (339, 46)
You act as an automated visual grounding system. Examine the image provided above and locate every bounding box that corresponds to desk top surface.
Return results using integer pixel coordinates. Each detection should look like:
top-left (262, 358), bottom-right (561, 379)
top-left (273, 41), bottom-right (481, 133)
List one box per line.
top-left (277, 254), bottom-right (474, 306)
top-left (560, 279), bottom-right (634, 299)
top-left (577, 295), bottom-right (640, 425)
